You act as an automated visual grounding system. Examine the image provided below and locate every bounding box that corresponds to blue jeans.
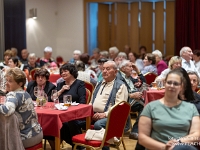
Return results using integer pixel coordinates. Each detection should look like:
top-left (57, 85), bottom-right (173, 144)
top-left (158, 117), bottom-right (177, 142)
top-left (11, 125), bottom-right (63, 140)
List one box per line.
top-left (173, 145), bottom-right (198, 150)
top-left (94, 118), bottom-right (109, 150)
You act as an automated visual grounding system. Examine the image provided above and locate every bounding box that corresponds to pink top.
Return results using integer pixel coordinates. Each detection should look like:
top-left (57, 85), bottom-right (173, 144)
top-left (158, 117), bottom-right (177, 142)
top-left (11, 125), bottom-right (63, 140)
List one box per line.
top-left (157, 60), bottom-right (168, 75)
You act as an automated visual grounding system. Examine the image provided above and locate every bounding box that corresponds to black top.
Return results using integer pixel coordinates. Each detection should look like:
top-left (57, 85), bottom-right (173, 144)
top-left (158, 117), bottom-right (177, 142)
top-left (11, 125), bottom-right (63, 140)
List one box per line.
top-left (56, 79), bottom-right (86, 104)
top-left (26, 81), bottom-right (56, 102)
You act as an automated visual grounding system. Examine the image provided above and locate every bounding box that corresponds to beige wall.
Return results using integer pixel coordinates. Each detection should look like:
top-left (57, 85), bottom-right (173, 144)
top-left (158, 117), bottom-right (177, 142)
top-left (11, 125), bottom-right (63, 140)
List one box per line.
top-left (26, 0), bottom-right (84, 62)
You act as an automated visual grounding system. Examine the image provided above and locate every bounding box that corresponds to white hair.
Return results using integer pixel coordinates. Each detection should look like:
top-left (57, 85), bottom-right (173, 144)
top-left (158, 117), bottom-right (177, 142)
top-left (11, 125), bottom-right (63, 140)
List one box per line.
top-left (104, 60), bottom-right (117, 70)
top-left (117, 52), bottom-right (127, 59)
top-left (152, 50), bottom-right (162, 58)
top-left (109, 46), bottom-right (119, 54)
top-left (180, 46), bottom-right (191, 56)
top-left (28, 53), bottom-right (37, 60)
top-left (73, 50), bottom-right (82, 55)
top-left (118, 60), bottom-right (130, 69)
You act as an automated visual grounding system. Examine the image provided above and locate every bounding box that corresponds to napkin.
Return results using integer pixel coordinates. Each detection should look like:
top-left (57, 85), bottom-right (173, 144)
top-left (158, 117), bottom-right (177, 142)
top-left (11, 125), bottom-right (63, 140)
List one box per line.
top-left (55, 104), bottom-right (68, 110)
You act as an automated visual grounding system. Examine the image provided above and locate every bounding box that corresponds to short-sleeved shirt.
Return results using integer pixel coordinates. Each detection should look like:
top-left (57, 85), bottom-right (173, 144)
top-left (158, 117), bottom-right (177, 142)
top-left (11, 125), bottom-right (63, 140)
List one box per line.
top-left (141, 100), bottom-right (199, 143)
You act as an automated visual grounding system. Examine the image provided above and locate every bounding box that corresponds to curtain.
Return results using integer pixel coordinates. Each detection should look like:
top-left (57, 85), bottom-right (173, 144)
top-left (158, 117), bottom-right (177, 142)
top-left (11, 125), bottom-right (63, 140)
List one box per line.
top-left (175, 0), bottom-right (200, 55)
top-left (0, 0), bottom-right (4, 60)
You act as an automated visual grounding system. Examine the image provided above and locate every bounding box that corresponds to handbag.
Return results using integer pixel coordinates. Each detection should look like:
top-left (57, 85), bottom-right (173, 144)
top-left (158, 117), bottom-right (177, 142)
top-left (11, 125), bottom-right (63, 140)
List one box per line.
top-left (85, 128), bottom-right (105, 141)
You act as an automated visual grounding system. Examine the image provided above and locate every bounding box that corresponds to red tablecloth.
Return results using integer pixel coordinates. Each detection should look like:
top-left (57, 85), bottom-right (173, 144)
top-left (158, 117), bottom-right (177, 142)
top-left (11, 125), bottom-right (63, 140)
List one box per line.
top-left (144, 88), bottom-right (165, 105)
top-left (35, 102), bottom-right (93, 137)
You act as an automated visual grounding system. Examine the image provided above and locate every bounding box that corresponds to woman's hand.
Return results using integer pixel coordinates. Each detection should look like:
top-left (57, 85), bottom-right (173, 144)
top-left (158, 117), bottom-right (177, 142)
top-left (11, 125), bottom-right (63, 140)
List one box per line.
top-left (165, 139), bottom-right (177, 150)
top-left (129, 92), bottom-right (143, 99)
top-left (62, 85), bottom-right (70, 91)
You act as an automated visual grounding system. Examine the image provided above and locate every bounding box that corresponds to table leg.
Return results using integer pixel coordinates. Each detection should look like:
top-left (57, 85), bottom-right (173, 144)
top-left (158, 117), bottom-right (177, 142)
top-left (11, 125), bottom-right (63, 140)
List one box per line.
top-left (55, 137), bottom-right (60, 150)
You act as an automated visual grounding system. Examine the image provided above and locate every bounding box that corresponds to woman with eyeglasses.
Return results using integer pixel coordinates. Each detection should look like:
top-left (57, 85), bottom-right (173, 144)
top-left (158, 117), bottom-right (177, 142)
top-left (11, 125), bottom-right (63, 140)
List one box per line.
top-left (139, 68), bottom-right (200, 150)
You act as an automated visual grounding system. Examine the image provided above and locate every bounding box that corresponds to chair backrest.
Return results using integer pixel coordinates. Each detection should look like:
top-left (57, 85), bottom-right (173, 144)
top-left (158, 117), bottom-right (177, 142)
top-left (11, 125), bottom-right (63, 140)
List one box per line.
top-left (49, 74), bottom-right (61, 83)
top-left (102, 101), bottom-right (130, 145)
top-left (84, 81), bottom-right (94, 95)
top-left (30, 68), bottom-right (40, 80)
top-left (144, 72), bottom-right (157, 85)
top-left (85, 88), bottom-right (91, 104)
top-left (197, 89), bottom-right (200, 94)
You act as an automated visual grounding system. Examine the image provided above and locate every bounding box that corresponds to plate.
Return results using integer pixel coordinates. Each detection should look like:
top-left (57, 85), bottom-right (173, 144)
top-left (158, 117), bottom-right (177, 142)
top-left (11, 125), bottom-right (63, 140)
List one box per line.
top-left (55, 104), bottom-right (68, 110)
top-left (71, 102), bottom-right (79, 106)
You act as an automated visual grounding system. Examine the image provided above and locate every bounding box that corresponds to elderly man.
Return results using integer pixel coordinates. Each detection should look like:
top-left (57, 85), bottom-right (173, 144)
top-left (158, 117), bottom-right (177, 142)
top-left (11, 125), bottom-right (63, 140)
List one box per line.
top-left (69, 50), bottom-right (82, 64)
top-left (20, 49), bottom-right (29, 65)
top-left (180, 46), bottom-right (200, 77)
top-left (90, 60), bottom-right (128, 150)
top-left (117, 60), bottom-right (144, 139)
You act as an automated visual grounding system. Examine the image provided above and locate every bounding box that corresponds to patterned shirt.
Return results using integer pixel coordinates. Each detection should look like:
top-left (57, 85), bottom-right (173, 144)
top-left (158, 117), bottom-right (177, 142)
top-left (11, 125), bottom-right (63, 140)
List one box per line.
top-left (0, 89), bottom-right (42, 140)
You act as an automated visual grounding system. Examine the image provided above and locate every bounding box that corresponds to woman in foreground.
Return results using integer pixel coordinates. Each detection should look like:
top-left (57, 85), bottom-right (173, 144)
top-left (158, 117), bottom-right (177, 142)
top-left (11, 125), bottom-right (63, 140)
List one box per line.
top-left (139, 68), bottom-right (200, 150)
top-left (0, 68), bottom-right (43, 148)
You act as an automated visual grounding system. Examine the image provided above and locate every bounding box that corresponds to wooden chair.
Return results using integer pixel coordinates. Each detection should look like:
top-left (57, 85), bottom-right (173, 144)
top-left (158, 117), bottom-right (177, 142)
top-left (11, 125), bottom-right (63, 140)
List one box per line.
top-left (72, 101), bottom-right (131, 150)
top-left (86, 88), bottom-right (91, 104)
top-left (144, 72), bottom-right (157, 85)
top-left (84, 81), bottom-right (94, 95)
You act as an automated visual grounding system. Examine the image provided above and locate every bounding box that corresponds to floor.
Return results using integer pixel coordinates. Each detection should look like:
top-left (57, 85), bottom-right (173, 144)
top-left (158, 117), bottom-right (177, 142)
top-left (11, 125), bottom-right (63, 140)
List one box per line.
top-left (43, 117), bottom-right (137, 150)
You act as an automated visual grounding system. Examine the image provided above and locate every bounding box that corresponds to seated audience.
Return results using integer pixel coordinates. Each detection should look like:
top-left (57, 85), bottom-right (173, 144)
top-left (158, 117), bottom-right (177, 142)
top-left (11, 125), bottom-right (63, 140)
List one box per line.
top-left (89, 48), bottom-right (100, 68)
top-left (97, 58), bottom-right (108, 82)
top-left (11, 47), bottom-right (19, 59)
top-left (155, 56), bottom-right (182, 81)
top-left (99, 50), bottom-right (109, 59)
top-left (138, 46), bottom-right (146, 60)
top-left (141, 53), bottom-right (157, 75)
top-left (26, 53), bottom-right (40, 73)
top-left (128, 52), bottom-right (144, 71)
top-left (180, 46), bottom-right (200, 77)
top-left (152, 50), bottom-right (168, 75)
top-left (0, 49), bottom-right (13, 69)
top-left (69, 50), bottom-right (82, 64)
top-left (20, 49), bottom-right (29, 65)
top-left (115, 52), bottom-right (127, 67)
top-left (124, 44), bottom-right (131, 56)
top-left (40, 46), bottom-right (55, 67)
top-left (26, 68), bottom-right (56, 101)
top-left (0, 68), bottom-right (43, 148)
top-left (193, 49), bottom-right (200, 72)
top-left (139, 68), bottom-right (200, 150)
top-left (109, 46), bottom-right (119, 61)
top-left (56, 63), bottom-right (86, 149)
top-left (90, 61), bottom-right (128, 150)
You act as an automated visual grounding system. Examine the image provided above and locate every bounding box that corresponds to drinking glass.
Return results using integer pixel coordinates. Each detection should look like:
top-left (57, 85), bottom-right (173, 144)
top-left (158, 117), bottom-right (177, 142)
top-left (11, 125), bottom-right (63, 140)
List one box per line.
top-left (51, 90), bottom-right (59, 109)
top-left (36, 90), bottom-right (47, 108)
top-left (63, 95), bottom-right (72, 107)
top-left (34, 87), bottom-right (40, 98)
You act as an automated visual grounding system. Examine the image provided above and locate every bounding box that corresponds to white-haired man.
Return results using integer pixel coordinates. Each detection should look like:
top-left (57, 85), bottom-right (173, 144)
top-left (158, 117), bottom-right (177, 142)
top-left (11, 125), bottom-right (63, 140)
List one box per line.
top-left (69, 50), bottom-right (82, 64)
top-left (152, 50), bottom-right (167, 75)
top-left (180, 46), bottom-right (200, 77)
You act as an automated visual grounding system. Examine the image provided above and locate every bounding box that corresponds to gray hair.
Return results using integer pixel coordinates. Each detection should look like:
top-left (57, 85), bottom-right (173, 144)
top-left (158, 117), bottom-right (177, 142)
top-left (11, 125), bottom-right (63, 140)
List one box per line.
top-left (109, 46), bottom-right (119, 54)
top-left (118, 60), bottom-right (130, 69)
top-left (74, 50), bottom-right (82, 55)
top-left (187, 70), bottom-right (200, 84)
top-left (180, 46), bottom-right (191, 56)
top-left (28, 53), bottom-right (37, 60)
top-left (104, 60), bottom-right (117, 70)
top-left (117, 52), bottom-right (127, 59)
top-left (152, 50), bottom-right (162, 59)
top-left (100, 50), bottom-right (109, 58)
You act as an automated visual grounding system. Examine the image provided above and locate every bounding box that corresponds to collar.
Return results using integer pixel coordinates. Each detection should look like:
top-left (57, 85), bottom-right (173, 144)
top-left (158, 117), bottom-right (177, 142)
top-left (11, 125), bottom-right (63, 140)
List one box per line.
top-left (101, 78), bottom-right (116, 85)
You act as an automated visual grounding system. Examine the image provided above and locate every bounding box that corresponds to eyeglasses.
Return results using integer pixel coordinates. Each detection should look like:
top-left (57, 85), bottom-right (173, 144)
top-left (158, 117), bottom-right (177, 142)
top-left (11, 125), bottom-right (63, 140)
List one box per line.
top-left (165, 81), bottom-right (181, 86)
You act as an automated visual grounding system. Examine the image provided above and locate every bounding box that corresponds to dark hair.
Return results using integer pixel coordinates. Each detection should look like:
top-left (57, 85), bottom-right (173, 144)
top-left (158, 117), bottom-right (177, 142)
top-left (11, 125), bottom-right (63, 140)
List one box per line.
top-left (139, 46), bottom-right (147, 51)
top-left (9, 57), bottom-right (20, 67)
top-left (166, 68), bottom-right (195, 101)
top-left (145, 53), bottom-right (156, 65)
top-left (60, 63), bottom-right (78, 78)
top-left (75, 60), bottom-right (85, 71)
top-left (80, 53), bottom-right (90, 64)
top-left (128, 52), bottom-right (139, 59)
top-left (34, 68), bottom-right (50, 80)
top-left (193, 49), bottom-right (200, 57)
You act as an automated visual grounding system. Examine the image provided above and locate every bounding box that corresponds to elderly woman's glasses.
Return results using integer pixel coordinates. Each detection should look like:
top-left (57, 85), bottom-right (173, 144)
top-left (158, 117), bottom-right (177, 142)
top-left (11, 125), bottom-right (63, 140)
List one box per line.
top-left (166, 81), bottom-right (181, 86)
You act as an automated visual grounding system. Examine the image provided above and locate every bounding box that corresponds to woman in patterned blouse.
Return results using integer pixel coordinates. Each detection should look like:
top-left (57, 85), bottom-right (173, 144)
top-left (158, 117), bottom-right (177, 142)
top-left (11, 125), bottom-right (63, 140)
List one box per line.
top-left (0, 68), bottom-right (43, 148)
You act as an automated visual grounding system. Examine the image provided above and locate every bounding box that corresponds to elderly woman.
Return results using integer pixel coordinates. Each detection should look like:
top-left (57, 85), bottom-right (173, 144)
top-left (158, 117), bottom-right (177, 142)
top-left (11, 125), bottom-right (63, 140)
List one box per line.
top-left (0, 49), bottom-right (13, 69)
top-left (152, 50), bottom-right (168, 75)
top-left (155, 56), bottom-right (182, 81)
top-left (128, 52), bottom-right (144, 72)
top-left (26, 53), bottom-right (40, 72)
top-left (139, 68), bottom-right (200, 150)
top-left (56, 63), bottom-right (86, 149)
top-left (26, 68), bottom-right (56, 101)
top-left (141, 53), bottom-right (157, 75)
top-left (0, 68), bottom-right (43, 148)
top-left (109, 46), bottom-right (119, 61)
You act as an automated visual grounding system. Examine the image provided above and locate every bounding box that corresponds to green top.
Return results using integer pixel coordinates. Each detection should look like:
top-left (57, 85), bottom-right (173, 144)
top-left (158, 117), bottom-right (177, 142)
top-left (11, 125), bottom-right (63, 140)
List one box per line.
top-left (141, 100), bottom-right (199, 143)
